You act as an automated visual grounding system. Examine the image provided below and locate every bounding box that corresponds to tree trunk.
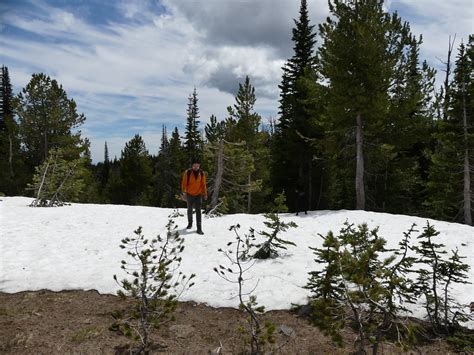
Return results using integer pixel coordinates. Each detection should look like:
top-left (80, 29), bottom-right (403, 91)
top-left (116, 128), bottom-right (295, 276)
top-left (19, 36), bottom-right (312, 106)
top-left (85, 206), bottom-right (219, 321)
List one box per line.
top-left (355, 113), bottom-right (365, 210)
top-left (211, 140), bottom-right (224, 209)
top-left (442, 36), bottom-right (455, 120)
top-left (308, 159), bottom-right (312, 211)
top-left (462, 82), bottom-right (472, 225)
top-left (8, 133), bottom-right (14, 178)
top-left (247, 173), bottom-right (252, 213)
top-left (32, 161), bottom-right (50, 206)
top-left (43, 131), bottom-right (48, 162)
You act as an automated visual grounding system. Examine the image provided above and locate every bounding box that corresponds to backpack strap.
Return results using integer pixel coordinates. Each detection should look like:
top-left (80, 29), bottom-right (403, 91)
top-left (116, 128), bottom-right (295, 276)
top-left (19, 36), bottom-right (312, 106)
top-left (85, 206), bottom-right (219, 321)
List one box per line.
top-left (186, 169), bottom-right (202, 188)
top-left (187, 169), bottom-right (192, 188)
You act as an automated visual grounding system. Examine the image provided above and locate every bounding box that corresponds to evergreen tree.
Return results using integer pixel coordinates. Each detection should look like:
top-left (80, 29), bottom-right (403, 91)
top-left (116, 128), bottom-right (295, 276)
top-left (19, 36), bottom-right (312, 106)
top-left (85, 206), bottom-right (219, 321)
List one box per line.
top-left (273, 0), bottom-right (322, 212)
top-left (413, 222), bottom-right (472, 334)
top-left (101, 141), bottom-right (110, 189)
top-left (227, 76), bottom-right (270, 213)
top-left (306, 222), bottom-right (420, 353)
top-left (104, 157), bottom-right (127, 204)
top-left (184, 88), bottom-right (202, 165)
top-left (252, 193), bottom-right (297, 259)
top-left (153, 127), bottom-right (185, 207)
top-left (319, 0), bottom-right (429, 212)
top-left (119, 134), bottom-right (153, 205)
top-left (205, 137), bottom-right (257, 214)
top-left (0, 65), bottom-right (23, 195)
top-left (425, 37), bottom-right (473, 224)
top-left (15, 73), bottom-right (87, 174)
top-left (159, 124), bottom-right (168, 152)
top-left (227, 76), bottom-right (260, 144)
top-left (28, 147), bottom-right (87, 206)
top-left (205, 114), bottom-right (226, 144)
top-left (112, 213), bottom-right (195, 353)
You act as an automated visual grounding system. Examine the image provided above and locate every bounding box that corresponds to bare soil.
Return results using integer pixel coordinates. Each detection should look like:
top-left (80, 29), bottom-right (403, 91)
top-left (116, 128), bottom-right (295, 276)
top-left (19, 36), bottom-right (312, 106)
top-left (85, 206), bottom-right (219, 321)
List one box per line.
top-left (0, 290), bottom-right (454, 354)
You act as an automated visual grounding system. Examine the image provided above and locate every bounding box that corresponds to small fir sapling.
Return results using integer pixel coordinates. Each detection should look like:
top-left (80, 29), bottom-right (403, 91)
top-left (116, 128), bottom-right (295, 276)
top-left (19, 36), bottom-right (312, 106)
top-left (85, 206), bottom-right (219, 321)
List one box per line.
top-left (440, 248), bottom-right (472, 333)
top-left (413, 222), bottom-right (472, 335)
top-left (253, 193), bottom-right (297, 259)
top-left (304, 228), bottom-right (345, 345)
top-left (213, 224), bottom-right (275, 354)
top-left (305, 222), bottom-right (421, 355)
top-left (372, 223), bottom-right (420, 352)
top-left (112, 211), bottom-right (195, 353)
top-left (413, 222), bottom-right (446, 331)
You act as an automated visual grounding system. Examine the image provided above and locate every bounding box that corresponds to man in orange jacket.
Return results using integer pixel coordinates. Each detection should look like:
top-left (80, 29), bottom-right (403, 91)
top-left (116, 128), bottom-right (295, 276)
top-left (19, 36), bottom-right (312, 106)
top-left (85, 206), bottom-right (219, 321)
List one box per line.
top-left (181, 158), bottom-right (207, 235)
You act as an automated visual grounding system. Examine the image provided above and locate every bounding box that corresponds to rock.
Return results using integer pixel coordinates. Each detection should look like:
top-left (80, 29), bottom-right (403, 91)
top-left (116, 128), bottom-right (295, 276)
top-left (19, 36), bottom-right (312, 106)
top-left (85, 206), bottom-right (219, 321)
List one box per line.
top-left (278, 324), bottom-right (296, 338)
top-left (297, 304), bottom-right (312, 318)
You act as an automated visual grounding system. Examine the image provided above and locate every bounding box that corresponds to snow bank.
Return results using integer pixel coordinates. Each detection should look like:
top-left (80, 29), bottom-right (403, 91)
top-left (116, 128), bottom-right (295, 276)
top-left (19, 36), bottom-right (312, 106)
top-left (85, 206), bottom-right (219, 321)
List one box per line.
top-left (1, 197), bottom-right (472, 328)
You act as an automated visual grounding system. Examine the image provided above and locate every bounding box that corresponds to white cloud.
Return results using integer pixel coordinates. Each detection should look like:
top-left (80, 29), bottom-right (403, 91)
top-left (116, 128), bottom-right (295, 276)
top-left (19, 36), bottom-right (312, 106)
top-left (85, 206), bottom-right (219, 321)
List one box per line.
top-left (387, 0), bottom-right (473, 84)
top-left (2, 0), bottom-right (287, 162)
top-left (1, 0), bottom-right (472, 163)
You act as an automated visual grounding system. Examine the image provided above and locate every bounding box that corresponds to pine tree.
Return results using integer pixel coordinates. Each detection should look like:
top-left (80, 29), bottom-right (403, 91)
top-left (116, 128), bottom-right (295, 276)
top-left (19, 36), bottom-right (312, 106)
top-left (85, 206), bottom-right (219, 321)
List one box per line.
top-left (28, 148), bottom-right (87, 206)
top-left (184, 87), bottom-right (202, 165)
top-left (273, 0), bottom-right (322, 212)
top-left (205, 114), bottom-right (226, 144)
top-left (100, 141), bottom-right (110, 189)
top-left (112, 213), bottom-right (195, 353)
top-left (306, 222), bottom-right (420, 353)
top-left (253, 193), bottom-right (297, 259)
top-left (0, 65), bottom-right (23, 195)
top-left (319, 0), bottom-right (428, 212)
top-left (425, 37), bottom-right (473, 224)
top-left (214, 224), bottom-right (276, 353)
top-left (413, 222), bottom-right (472, 334)
top-left (16, 73), bottom-right (87, 174)
top-left (159, 124), bottom-right (168, 153)
top-left (153, 127), bottom-right (185, 207)
top-left (227, 76), bottom-right (269, 213)
top-left (204, 137), bottom-right (258, 214)
top-left (119, 134), bottom-right (153, 205)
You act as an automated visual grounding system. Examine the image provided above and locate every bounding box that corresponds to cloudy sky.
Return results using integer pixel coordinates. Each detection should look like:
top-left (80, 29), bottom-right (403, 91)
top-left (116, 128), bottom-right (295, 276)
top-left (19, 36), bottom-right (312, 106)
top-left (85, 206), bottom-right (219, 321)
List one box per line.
top-left (1, 0), bottom-right (472, 162)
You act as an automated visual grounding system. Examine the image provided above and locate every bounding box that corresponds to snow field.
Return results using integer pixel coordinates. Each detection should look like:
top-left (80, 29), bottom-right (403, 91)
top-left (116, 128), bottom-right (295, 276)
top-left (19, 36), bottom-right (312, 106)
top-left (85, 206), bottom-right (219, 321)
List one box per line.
top-left (1, 197), bottom-right (472, 328)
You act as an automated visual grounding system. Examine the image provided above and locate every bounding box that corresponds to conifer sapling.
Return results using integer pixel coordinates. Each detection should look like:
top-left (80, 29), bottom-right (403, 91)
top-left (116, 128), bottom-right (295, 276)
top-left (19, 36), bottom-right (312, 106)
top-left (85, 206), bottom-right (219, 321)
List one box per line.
top-left (112, 211), bottom-right (195, 353)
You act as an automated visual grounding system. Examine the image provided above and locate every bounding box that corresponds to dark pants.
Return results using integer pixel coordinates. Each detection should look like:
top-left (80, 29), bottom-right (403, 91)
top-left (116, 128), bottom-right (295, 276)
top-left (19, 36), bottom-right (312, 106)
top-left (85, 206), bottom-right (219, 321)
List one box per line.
top-left (187, 194), bottom-right (202, 230)
top-left (296, 193), bottom-right (307, 215)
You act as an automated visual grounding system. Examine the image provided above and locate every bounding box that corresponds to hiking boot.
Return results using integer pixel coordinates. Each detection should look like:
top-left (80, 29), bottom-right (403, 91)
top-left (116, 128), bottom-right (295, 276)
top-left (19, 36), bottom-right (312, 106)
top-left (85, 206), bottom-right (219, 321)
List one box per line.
top-left (186, 224), bottom-right (192, 229)
top-left (197, 230), bottom-right (204, 235)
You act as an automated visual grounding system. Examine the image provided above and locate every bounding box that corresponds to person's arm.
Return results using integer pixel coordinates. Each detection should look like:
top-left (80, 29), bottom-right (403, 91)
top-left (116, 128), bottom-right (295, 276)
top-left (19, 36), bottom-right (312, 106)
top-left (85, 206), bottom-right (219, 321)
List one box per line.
top-left (181, 171), bottom-right (187, 193)
top-left (202, 172), bottom-right (208, 199)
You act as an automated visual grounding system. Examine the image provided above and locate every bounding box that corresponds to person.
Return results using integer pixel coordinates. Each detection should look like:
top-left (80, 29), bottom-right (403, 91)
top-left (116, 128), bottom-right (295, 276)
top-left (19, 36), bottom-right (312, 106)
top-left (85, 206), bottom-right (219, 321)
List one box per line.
top-left (181, 158), bottom-right (207, 234)
top-left (295, 182), bottom-right (308, 216)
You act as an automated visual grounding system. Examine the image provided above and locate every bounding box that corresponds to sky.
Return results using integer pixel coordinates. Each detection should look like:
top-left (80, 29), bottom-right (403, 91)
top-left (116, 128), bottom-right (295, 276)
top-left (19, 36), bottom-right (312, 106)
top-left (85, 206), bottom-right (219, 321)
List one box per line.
top-left (1, 0), bottom-right (473, 163)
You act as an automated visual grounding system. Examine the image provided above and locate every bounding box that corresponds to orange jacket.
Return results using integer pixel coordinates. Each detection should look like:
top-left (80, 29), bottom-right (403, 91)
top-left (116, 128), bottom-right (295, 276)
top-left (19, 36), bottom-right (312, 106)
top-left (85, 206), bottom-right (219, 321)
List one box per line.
top-left (182, 169), bottom-right (207, 197)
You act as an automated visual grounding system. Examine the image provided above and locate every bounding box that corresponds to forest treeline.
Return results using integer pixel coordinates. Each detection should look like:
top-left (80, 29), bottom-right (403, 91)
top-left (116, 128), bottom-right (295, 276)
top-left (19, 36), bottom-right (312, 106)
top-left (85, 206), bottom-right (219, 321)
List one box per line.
top-left (0, 0), bottom-right (472, 224)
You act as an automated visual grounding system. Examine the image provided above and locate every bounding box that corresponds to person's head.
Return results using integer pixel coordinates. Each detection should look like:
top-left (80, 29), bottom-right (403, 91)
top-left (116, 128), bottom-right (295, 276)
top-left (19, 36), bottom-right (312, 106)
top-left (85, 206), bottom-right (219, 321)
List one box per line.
top-left (191, 158), bottom-right (200, 171)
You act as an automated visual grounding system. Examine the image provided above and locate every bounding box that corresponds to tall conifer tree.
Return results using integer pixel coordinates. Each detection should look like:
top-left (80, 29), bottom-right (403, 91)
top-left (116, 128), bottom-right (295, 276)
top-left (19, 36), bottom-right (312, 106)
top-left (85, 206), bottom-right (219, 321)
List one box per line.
top-left (0, 65), bottom-right (23, 195)
top-left (426, 37), bottom-right (473, 224)
top-left (319, 0), bottom-right (430, 211)
top-left (272, 0), bottom-right (321, 212)
top-left (184, 87), bottom-right (202, 165)
top-left (101, 141), bottom-right (110, 189)
top-left (16, 73), bottom-right (87, 170)
top-left (227, 76), bottom-right (268, 212)
top-left (119, 134), bottom-right (152, 205)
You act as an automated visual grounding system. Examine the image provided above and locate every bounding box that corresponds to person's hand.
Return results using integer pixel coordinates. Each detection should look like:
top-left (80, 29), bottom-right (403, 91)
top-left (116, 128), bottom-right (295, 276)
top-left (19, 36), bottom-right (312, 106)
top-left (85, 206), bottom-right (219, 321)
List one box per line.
top-left (204, 195), bottom-right (208, 201)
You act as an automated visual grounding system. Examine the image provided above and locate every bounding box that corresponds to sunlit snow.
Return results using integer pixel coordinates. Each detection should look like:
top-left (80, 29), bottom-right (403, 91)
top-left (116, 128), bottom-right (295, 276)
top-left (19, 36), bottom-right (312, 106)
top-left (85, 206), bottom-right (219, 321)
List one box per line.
top-left (1, 197), bottom-right (472, 328)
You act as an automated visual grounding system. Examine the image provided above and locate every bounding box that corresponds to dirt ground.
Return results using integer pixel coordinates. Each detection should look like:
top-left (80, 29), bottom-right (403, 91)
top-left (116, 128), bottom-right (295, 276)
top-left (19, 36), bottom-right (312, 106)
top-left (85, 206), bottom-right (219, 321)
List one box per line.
top-left (0, 289), bottom-right (455, 354)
